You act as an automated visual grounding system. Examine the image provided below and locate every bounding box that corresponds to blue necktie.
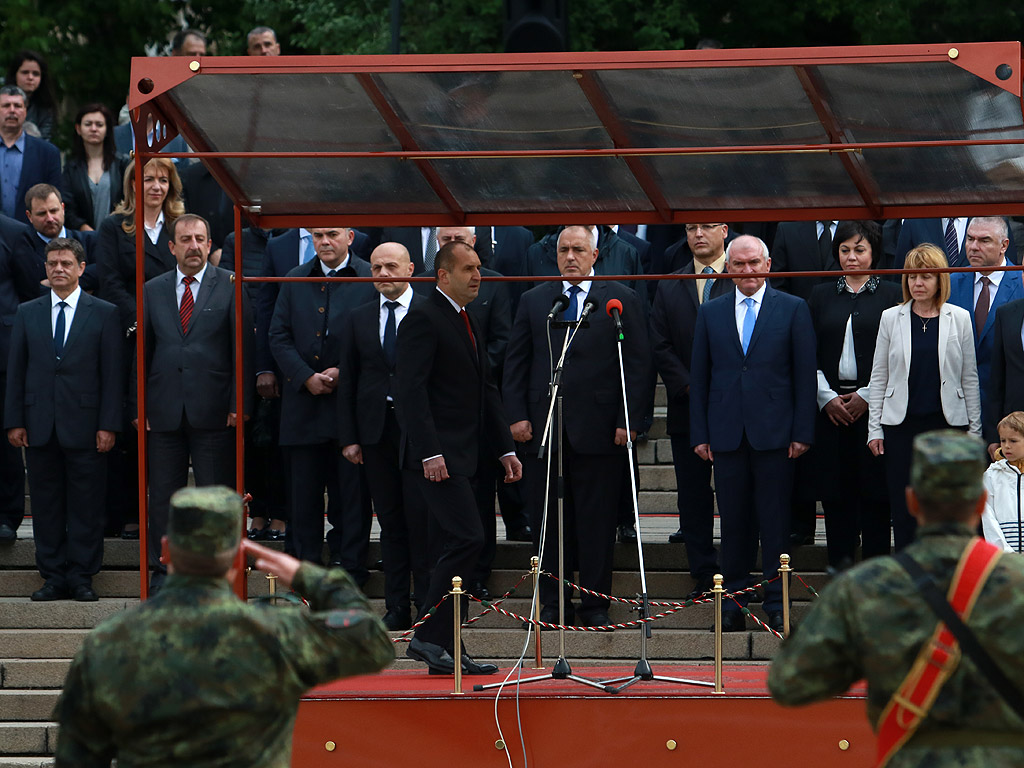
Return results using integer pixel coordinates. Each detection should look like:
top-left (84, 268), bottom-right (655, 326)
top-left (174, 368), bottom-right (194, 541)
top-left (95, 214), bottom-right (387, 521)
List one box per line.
top-left (302, 235), bottom-right (316, 263)
top-left (701, 265), bottom-right (715, 303)
top-left (564, 285), bottom-right (582, 323)
top-left (383, 300), bottom-right (399, 368)
top-left (54, 300), bottom-right (68, 358)
top-left (740, 297), bottom-right (755, 355)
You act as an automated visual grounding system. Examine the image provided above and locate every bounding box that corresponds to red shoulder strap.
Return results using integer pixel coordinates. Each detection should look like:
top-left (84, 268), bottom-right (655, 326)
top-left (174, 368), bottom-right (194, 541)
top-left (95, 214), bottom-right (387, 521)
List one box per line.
top-left (875, 538), bottom-right (1001, 767)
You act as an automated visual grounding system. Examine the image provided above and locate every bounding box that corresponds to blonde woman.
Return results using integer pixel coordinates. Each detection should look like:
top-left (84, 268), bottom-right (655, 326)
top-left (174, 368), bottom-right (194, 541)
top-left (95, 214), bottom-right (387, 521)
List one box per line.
top-left (867, 243), bottom-right (981, 549)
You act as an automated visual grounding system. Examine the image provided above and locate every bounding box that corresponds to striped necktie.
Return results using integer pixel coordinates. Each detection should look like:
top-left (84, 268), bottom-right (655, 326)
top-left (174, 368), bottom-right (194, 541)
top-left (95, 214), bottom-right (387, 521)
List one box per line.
top-left (180, 276), bottom-right (195, 333)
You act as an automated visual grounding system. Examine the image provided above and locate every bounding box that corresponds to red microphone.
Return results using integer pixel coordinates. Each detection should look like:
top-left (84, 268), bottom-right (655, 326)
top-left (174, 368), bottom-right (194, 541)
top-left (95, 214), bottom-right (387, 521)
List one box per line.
top-left (606, 299), bottom-right (624, 336)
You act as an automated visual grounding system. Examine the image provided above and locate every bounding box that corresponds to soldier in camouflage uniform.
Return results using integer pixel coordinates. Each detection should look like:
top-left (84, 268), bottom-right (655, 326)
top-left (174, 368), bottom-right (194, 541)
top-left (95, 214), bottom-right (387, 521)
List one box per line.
top-left (53, 486), bottom-right (394, 767)
top-left (768, 431), bottom-right (1024, 766)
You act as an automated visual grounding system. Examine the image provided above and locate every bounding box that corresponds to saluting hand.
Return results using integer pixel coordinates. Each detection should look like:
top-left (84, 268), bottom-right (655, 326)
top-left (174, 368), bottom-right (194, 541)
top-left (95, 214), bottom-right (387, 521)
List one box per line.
top-left (242, 539), bottom-right (301, 589)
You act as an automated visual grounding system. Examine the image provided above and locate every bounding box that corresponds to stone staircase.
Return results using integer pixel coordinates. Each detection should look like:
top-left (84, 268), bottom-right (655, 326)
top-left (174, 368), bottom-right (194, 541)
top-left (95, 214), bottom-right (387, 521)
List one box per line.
top-left (0, 400), bottom-right (831, 765)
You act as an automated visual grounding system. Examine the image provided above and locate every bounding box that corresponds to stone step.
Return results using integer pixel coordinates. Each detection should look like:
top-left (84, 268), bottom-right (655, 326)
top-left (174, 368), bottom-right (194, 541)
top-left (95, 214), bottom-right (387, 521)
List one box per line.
top-left (0, 691), bottom-right (59, 723)
top-left (0, 631), bottom-right (88, 661)
top-left (0, 723), bottom-right (56, 757)
top-left (0, 758), bottom-right (54, 767)
top-left (0, 661), bottom-right (70, 690)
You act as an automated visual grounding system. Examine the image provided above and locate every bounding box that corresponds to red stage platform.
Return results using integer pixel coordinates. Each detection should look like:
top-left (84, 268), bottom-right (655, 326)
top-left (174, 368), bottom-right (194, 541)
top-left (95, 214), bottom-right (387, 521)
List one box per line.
top-left (294, 665), bottom-right (873, 767)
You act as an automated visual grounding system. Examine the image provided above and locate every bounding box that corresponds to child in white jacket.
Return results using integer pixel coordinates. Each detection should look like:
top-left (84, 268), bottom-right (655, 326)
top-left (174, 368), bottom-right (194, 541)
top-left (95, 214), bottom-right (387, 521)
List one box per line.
top-left (983, 411), bottom-right (1024, 552)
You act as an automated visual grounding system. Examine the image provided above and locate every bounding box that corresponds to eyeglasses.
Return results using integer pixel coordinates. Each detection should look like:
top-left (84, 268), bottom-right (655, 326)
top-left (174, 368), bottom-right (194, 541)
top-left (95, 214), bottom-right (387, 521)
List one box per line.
top-left (685, 224), bottom-right (726, 234)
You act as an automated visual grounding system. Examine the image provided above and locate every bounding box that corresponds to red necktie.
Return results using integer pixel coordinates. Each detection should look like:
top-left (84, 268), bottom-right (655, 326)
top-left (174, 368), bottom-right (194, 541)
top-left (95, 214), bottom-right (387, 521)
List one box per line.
top-left (180, 275), bottom-right (195, 333)
top-left (460, 309), bottom-right (477, 354)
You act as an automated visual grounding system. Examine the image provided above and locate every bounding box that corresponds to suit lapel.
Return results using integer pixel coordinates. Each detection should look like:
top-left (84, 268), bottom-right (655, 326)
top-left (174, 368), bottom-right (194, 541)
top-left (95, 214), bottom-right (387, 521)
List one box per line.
top-left (60, 294), bottom-right (93, 358)
top-left (682, 262), bottom-right (699, 311)
top-left (983, 270), bottom-right (1020, 342)
top-left (938, 304), bottom-right (951, 373)
top-left (899, 303), bottom-right (912, 368)
top-left (31, 299), bottom-right (58, 371)
top-left (192, 267), bottom-right (217, 319)
top-left (744, 286), bottom-right (777, 357)
top-left (434, 289), bottom-right (479, 370)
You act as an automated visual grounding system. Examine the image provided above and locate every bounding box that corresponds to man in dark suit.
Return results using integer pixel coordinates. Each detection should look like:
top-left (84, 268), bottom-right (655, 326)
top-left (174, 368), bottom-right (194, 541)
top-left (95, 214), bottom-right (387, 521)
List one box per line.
top-left (397, 240), bottom-right (521, 675)
top-left (650, 223), bottom-right (731, 597)
top-left (504, 226), bottom-right (650, 627)
top-left (269, 226), bottom-right (375, 575)
top-left (380, 226), bottom-right (493, 274)
top-left (15, 185), bottom-right (98, 295)
top-left (896, 216), bottom-right (1018, 269)
top-left (339, 242), bottom-right (428, 630)
top-left (690, 235), bottom-right (817, 633)
top-left (987, 296), bottom-right (1024, 457)
top-left (5, 238), bottom-right (122, 599)
top-left (136, 214), bottom-right (253, 589)
top-left (949, 216), bottom-right (1024, 415)
top-left (481, 225), bottom-right (534, 314)
top-left (0, 86), bottom-right (61, 225)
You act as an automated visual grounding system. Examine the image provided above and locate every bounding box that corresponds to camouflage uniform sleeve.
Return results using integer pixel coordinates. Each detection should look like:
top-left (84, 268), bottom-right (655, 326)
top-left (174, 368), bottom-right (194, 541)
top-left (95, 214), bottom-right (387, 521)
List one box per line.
top-left (279, 562), bottom-right (394, 687)
top-left (767, 575), bottom-right (865, 706)
top-left (52, 645), bottom-right (115, 767)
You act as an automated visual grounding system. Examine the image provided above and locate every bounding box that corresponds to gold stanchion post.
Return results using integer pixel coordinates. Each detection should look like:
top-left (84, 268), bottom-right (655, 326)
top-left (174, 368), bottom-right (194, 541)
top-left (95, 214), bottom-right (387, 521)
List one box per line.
top-left (713, 573), bottom-right (724, 694)
top-left (267, 572), bottom-right (278, 606)
top-left (778, 554), bottom-right (791, 638)
top-left (531, 556), bottom-right (544, 669)
top-left (451, 576), bottom-right (464, 695)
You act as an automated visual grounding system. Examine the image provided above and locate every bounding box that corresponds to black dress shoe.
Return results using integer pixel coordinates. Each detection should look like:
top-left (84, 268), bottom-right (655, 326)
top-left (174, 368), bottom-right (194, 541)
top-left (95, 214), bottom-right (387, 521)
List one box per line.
top-left (406, 637), bottom-right (456, 674)
top-left (538, 603), bottom-right (574, 629)
top-left (0, 523), bottom-right (16, 542)
top-left (31, 584), bottom-right (68, 601)
top-left (72, 585), bottom-right (99, 602)
top-left (459, 651), bottom-right (498, 675)
top-left (668, 528), bottom-right (686, 543)
top-left (263, 527), bottom-right (286, 542)
top-left (505, 525), bottom-right (532, 542)
top-left (767, 611), bottom-right (786, 634)
top-left (720, 612), bottom-right (746, 632)
top-left (684, 579), bottom-right (715, 601)
top-left (382, 609), bottom-right (412, 631)
top-left (468, 580), bottom-right (490, 601)
top-left (373, 559), bottom-right (384, 570)
top-left (789, 532), bottom-right (814, 546)
top-left (617, 524), bottom-right (637, 543)
top-left (579, 610), bottom-right (614, 630)
top-left (120, 527), bottom-right (139, 540)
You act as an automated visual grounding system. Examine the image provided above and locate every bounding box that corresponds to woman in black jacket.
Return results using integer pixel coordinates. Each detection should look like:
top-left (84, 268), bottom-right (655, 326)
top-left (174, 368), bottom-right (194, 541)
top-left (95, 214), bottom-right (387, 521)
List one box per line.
top-left (6, 50), bottom-right (56, 141)
top-left (807, 221), bottom-right (901, 571)
top-left (62, 104), bottom-right (130, 231)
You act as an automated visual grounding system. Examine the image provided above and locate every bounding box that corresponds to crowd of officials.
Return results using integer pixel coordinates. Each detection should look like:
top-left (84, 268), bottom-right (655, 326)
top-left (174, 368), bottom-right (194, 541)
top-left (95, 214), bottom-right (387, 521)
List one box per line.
top-left (2, 28), bottom-right (1024, 661)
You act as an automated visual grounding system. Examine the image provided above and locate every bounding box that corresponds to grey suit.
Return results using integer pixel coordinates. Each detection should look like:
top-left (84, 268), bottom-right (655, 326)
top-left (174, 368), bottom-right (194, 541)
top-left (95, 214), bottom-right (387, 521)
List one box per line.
top-left (5, 291), bottom-right (122, 589)
top-left (139, 265), bottom-right (253, 570)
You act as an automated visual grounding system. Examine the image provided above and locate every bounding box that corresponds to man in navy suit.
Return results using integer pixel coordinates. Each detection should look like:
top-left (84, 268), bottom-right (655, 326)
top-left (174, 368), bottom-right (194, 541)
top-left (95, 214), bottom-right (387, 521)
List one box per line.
top-left (690, 235), bottom-right (817, 633)
top-left (949, 216), bottom-right (1024, 414)
top-left (339, 242), bottom-right (428, 630)
top-left (5, 238), bottom-right (122, 600)
top-left (15, 185), bottom-right (97, 295)
top-left (895, 217), bottom-right (1018, 269)
top-left (0, 86), bottom-right (61, 225)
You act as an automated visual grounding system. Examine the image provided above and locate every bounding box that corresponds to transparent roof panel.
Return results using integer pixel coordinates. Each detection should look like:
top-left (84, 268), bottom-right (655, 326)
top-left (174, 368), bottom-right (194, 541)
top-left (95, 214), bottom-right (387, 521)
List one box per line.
top-left (138, 44), bottom-right (1024, 223)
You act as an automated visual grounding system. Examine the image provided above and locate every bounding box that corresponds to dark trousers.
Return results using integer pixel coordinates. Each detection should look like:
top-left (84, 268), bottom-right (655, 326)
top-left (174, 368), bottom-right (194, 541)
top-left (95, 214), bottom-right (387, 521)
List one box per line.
top-left (790, 452), bottom-right (817, 538)
top-left (26, 436), bottom-right (107, 589)
top-left (525, 444), bottom-right (621, 616)
top-left (496, 476), bottom-right (529, 534)
top-left (245, 397), bottom-right (287, 523)
top-left (470, 460), bottom-right (500, 584)
top-left (409, 471), bottom-right (482, 650)
top-left (714, 438), bottom-right (792, 614)
top-left (363, 406), bottom-right (428, 613)
top-left (147, 416), bottom-right (235, 569)
top-left (883, 413), bottom-right (960, 551)
top-left (670, 433), bottom-right (717, 580)
top-left (0, 372), bottom-right (25, 530)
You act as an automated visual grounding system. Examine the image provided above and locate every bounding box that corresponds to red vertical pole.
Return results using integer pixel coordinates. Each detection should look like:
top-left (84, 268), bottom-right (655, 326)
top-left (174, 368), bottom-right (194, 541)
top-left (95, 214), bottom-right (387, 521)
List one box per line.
top-left (134, 147), bottom-right (149, 601)
top-left (232, 204), bottom-right (247, 600)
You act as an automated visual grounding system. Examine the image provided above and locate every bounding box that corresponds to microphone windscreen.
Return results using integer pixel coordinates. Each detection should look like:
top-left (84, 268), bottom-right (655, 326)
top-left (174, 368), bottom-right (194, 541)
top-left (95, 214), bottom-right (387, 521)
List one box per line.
top-left (605, 298), bottom-right (623, 317)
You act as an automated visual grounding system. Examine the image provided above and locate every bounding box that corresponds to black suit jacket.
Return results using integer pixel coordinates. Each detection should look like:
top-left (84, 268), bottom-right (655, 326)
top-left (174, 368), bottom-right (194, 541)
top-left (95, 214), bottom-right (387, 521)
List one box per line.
top-left (650, 263), bottom-right (731, 435)
top-left (986, 298), bottom-right (1024, 442)
top-left (61, 156), bottom-right (130, 231)
top-left (139, 265), bottom-right (253, 431)
top-left (14, 228), bottom-right (98, 296)
top-left (395, 287), bottom-right (513, 476)
top-left (0, 216), bottom-right (44, 309)
top-left (770, 221), bottom-right (839, 302)
top-left (5, 292), bottom-right (122, 448)
top-left (96, 213), bottom-right (174, 332)
top-left (380, 226), bottom-right (493, 274)
top-left (338, 292), bottom-right (427, 447)
top-left (502, 280), bottom-right (650, 455)
top-left (268, 256), bottom-right (376, 446)
top-left (10, 136), bottom-right (61, 225)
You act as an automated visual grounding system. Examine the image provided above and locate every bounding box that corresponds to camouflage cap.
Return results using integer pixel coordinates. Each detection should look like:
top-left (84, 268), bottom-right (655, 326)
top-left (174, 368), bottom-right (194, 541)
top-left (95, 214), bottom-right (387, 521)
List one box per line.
top-left (910, 430), bottom-right (987, 503)
top-left (168, 486), bottom-right (243, 556)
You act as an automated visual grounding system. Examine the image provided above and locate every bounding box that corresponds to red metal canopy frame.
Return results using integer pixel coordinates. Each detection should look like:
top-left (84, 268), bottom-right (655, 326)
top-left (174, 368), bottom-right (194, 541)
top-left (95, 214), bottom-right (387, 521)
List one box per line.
top-left (127, 43), bottom-right (1024, 597)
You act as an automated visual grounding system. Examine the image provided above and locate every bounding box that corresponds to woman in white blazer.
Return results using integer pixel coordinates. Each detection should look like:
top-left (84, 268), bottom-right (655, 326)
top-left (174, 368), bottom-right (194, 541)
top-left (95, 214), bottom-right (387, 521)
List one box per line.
top-left (867, 244), bottom-right (981, 549)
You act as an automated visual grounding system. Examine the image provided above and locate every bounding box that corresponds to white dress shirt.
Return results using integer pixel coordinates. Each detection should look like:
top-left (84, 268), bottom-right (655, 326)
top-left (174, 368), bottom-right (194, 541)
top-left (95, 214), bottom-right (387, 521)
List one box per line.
top-left (378, 285), bottom-right (413, 345)
top-left (144, 211), bottom-right (164, 246)
top-left (51, 286), bottom-right (82, 344)
top-left (816, 281), bottom-right (873, 410)
top-left (974, 260), bottom-right (1007, 310)
top-left (734, 281), bottom-right (766, 341)
top-left (175, 263), bottom-right (208, 306)
top-left (561, 272), bottom-right (595, 320)
top-left (944, 217), bottom-right (967, 252)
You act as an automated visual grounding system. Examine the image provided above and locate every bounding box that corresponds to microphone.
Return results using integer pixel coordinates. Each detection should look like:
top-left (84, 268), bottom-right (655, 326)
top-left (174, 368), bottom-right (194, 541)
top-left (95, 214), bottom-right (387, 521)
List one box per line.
top-left (578, 297), bottom-right (599, 323)
top-left (606, 299), bottom-right (624, 337)
top-left (546, 293), bottom-right (571, 322)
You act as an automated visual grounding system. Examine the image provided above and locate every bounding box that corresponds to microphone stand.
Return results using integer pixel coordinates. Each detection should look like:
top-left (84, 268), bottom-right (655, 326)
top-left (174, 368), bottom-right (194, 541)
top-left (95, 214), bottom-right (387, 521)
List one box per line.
top-left (476, 301), bottom-right (609, 693)
top-left (600, 308), bottom-right (715, 694)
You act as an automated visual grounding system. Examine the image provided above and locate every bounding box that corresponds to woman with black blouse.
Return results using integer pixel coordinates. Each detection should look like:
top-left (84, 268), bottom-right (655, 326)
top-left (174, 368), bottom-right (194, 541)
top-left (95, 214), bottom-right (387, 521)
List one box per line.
top-left (6, 50), bottom-right (57, 141)
top-left (62, 104), bottom-right (130, 231)
top-left (808, 221), bottom-right (901, 570)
